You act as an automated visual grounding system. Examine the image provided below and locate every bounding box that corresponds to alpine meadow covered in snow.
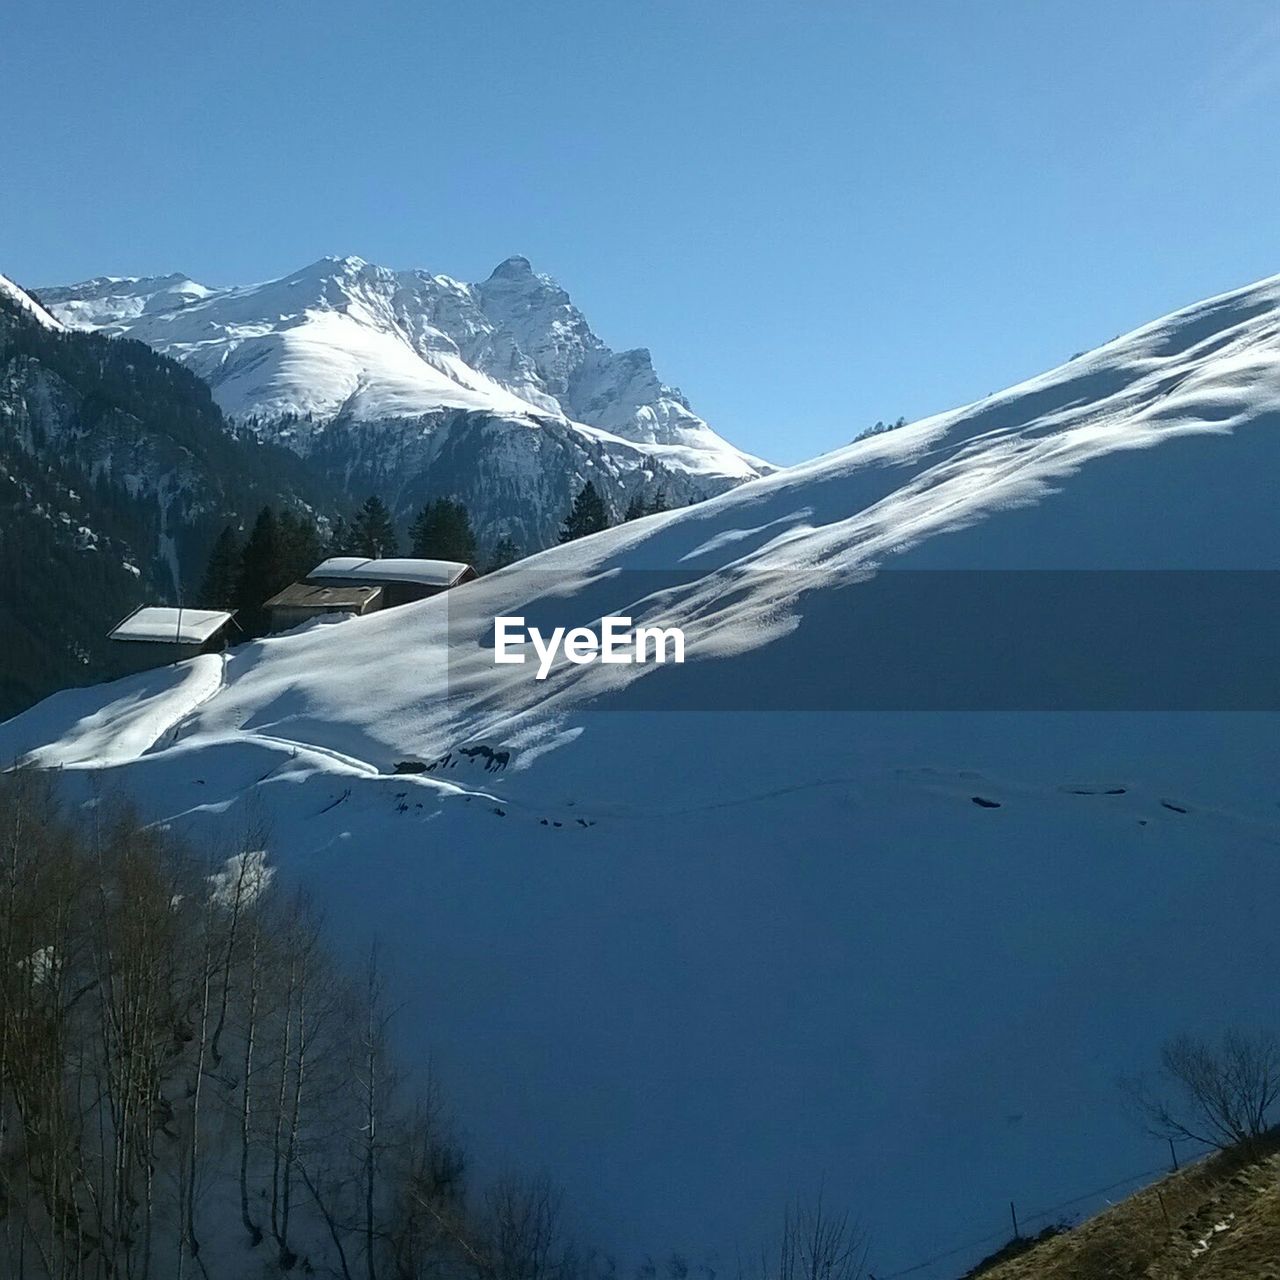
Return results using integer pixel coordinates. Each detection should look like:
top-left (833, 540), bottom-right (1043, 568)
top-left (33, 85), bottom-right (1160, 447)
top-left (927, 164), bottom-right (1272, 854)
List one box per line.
top-left (5, 3), bottom-right (1280, 1278)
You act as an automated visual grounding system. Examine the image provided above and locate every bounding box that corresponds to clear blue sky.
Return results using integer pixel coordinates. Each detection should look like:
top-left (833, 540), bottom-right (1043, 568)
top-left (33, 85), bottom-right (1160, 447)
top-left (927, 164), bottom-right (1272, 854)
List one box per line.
top-left (5, 1), bottom-right (1280, 464)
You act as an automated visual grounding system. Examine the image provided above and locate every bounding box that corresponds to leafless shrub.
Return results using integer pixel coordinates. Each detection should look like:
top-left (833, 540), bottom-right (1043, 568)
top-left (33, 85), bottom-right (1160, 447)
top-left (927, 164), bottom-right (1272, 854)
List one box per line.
top-left (1124, 1029), bottom-right (1280, 1153)
top-left (760, 1195), bottom-right (868, 1280)
top-left (477, 1172), bottom-right (570, 1280)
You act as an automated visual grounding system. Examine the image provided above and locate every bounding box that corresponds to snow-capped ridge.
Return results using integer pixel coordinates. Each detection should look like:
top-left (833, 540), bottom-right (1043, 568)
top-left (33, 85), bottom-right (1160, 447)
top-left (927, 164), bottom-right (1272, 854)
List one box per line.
top-left (39, 254), bottom-right (768, 546)
top-left (0, 272), bottom-right (66, 331)
top-left (40, 253), bottom-right (761, 470)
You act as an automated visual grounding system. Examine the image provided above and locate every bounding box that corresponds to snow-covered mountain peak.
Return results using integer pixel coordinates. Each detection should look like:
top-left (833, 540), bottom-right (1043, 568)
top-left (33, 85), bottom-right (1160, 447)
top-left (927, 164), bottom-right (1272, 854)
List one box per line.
top-left (42, 254), bottom-right (766, 473)
top-left (38, 255), bottom-right (768, 545)
top-left (478, 254), bottom-right (573, 318)
top-left (283, 253), bottom-right (386, 293)
top-left (486, 254), bottom-right (538, 280)
top-left (41, 272), bottom-right (215, 327)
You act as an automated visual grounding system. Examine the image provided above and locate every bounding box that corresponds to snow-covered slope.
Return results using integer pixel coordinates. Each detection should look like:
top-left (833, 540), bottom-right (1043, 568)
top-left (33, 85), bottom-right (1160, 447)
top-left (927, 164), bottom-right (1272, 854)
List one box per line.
top-left (6, 271), bottom-right (1280, 1276)
top-left (41, 257), bottom-right (768, 548)
top-left (0, 272), bottom-right (66, 331)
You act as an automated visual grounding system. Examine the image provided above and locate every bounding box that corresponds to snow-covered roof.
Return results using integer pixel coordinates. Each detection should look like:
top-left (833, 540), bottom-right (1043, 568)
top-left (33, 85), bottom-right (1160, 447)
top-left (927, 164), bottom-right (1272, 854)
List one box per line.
top-left (109, 606), bottom-right (235, 645)
top-left (265, 582), bottom-right (383, 610)
top-left (307, 557), bottom-right (472, 588)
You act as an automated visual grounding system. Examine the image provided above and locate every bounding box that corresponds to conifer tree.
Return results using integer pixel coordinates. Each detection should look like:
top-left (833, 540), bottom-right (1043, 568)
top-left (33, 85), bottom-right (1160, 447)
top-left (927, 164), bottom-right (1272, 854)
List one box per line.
top-left (200, 525), bottom-right (242, 609)
top-left (486, 536), bottom-right (520, 573)
top-left (232, 506), bottom-right (324, 633)
top-left (326, 515), bottom-right (356, 557)
top-left (624, 487), bottom-right (669, 523)
top-left (559, 481), bottom-right (610, 543)
top-left (350, 495), bottom-right (399, 559)
top-left (408, 498), bottom-right (478, 564)
top-left (277, 509), bottom-right (324, 582)
top-left (236, 507), bottom-right (282, 623)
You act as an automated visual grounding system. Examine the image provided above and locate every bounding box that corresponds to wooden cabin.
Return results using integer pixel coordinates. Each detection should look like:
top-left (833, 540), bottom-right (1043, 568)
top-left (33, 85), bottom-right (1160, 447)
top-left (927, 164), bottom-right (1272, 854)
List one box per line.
top-left (304, 557), bottom-right (477, 606)
top-left (107, 606), bottom-right (236, 675)
top-left (261, 557), bottom-right (476, 635)
top-left (263, 581), bottom-right (383, 633)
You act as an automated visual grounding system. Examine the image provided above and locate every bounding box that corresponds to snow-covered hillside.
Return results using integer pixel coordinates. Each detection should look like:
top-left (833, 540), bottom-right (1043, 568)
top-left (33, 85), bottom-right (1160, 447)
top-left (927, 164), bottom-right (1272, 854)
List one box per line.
top-left (40, 257), bottom-right (769, 549)
top-left (0, 272), bottom-right (65, 331)
top-left (5, 271), bottom-right (1280, 1276)
top-left (0, 274), bottom-right (333, 717)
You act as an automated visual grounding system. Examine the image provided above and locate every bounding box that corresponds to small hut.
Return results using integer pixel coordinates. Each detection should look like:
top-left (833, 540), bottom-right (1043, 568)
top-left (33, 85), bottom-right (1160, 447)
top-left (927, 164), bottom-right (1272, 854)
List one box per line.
top-left (263, 581), bottom-right (383, 633)
top-left (107, 606), bottom-right (236, 674)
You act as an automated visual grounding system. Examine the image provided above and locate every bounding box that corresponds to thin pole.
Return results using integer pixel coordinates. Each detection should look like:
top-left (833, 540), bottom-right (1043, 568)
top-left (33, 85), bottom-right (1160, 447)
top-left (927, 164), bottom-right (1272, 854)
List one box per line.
top-left (1010, 1200), bottom-right (1019, 1239)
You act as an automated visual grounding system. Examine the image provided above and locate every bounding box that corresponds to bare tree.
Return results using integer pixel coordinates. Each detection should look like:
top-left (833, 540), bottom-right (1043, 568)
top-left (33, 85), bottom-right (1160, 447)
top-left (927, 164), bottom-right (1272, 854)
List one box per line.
top-left (236, 879), bottom-right (266, 1248)
top-left (1125, 1029), bottom-right (1280, 1153)
top-left (0, 775), bottom-right (631, 1280)
top-left (477, 1173), bottom-right (567, 1280)
top-left (92, 809), bottom-right (189, 1280)
top-left (384, 1102), bottom-right (468, 1280)
top-left (177, 873), bottom-right (220, 1280)
top-left (762, 1195), bottom-right (868, 1280)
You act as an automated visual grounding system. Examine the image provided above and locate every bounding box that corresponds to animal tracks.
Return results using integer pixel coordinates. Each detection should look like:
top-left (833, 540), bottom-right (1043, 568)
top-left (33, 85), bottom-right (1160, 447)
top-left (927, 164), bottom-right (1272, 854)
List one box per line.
top-left (387, 743), bottom-right (598, 833)
top-left (894, 767), bottom-right (1211, 828)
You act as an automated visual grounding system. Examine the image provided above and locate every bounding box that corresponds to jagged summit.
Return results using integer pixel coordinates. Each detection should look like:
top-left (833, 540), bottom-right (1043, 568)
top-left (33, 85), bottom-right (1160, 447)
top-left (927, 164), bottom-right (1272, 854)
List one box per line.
top-left (286, 253), bottom-right (369, 278)
top-left (40, 255), bottom-right (767, 546)
top-left (40, 254), bottom-right (754, 456)
top-left (487, 253), bottom-right (536, 278)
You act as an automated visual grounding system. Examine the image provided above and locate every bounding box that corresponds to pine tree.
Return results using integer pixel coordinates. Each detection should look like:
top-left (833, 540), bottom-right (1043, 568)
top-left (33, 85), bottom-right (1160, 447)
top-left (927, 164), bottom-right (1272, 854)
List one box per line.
top-left (408, 498), bottom-right (477, 564)
top-left (326, 515), bottom-right (356, 557)
top-left (277, 510), bottom-right (324, 583)
top-left (350, 496), bottom-right (399, 559)
top-left (237, 507), bottom-right (278, 606)
top-left (486, 536), bottom-right (519, 573)
top-left (235, 507), bottom-right (282, 632)
top-left (200, 525), bottom-right (242, 609)
top-left (624, 488), bottom-right (668, 522)
top-left (559, 481), bottom-right (610, 543)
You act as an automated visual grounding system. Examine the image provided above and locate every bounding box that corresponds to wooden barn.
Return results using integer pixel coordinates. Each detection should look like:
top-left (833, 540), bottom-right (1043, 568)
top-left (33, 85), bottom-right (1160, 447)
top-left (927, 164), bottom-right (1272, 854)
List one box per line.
top-left (263, 581), bottom-right (383, 633)
top-left (107, 606), bottom-right (237, 675)
top-left (261, 557), bottom-right (477, 635)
